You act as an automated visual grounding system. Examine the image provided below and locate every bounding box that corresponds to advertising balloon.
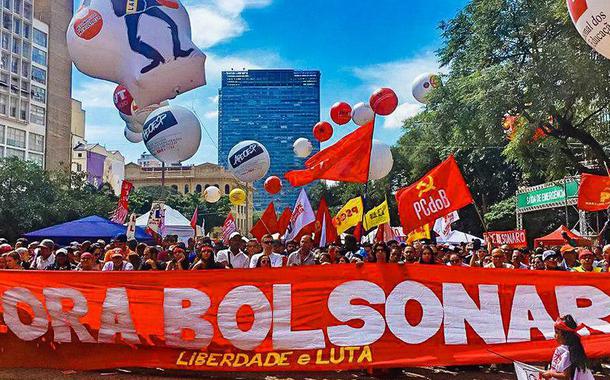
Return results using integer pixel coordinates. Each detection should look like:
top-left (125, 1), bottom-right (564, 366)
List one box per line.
top-left (203, 186), bottom-right (221, 203)
top-left (227, 141), bottom-right (270, 182)
top-left (412, 73), bottom-right (442, 104)
top-left (142, 105), bottom-right (201, 164)
top-left (370, 88), bottom-right (398, 116)
top-left (313, 121), bottom-right (333, 143)
top-left (330, 102), bottom-right (352, 125)
top-left (352, 102), bottom-right (375, 126)
top-left (264, 176), bottom-right (282, 195)
top-left (568, 0), bottom-right (610, 60)
top-left (67, 0), bottom-right (207, 108)
top-left (113, 85), bottom-right (134, 116)
top-left (124, 126), bottom-right (142, 143)
top-left (116, 84), bottom-right (169, 133)
top-left (229, 188), bottom-right (247, 206)
top-left (368, 140), bottom-right (393, 181)
top-left (293, 138), bottom-right (313, 158)
top-left (128, 100), bottom-right (170, 133)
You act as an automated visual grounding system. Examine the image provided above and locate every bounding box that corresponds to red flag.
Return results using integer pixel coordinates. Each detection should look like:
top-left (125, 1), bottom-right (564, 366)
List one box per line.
top-left (110, 180), bottom-right (134, 224)
top-left (314, 197), bottom-right (337, 247)
top-left (353, 222), bottom-right (363, 242)
top-left (250, 202), bottom-right (279, 241)
top-left (277, 208), bottom-right (293, 236)
top-left (396, 155), bottom-right (473, 233)
top-left (190, 207), bottom-right (198, 231)
top-left (285, 120), bottom-right (374, 187)
top-left (222, 213), bottom-right (237, 245)
top-left (578, 173), bottom-right (610, 211)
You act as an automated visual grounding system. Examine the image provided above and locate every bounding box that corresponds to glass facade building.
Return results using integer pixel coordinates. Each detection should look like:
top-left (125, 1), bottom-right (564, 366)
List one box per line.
top-left (218, 70), bottom-right (321, 211)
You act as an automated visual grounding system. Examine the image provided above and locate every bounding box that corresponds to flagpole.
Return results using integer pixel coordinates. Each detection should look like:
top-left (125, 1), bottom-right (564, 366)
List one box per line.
top-left (473, 201), bottom-right (488, 234)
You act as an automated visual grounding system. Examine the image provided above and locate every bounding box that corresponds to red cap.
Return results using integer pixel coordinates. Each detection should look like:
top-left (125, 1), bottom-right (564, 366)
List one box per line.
top-left (578, 250), bottom-right (594, 259)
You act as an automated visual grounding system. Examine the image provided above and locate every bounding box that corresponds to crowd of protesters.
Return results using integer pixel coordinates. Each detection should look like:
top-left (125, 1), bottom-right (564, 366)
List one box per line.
top-left (0, 228), bottom-right (608, 272)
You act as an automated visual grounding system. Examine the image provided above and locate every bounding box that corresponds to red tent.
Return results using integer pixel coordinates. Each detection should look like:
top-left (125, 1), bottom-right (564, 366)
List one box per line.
top-left (534, 225), bottom-right (592, 247)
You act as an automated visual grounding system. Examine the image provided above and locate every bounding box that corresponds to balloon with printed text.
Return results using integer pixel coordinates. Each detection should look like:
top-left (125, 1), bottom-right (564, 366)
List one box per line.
top-left (412, 73), bottom-right (442, 104)
top-left (567, 0), bottom-right (610, 60)
top-left (229, 188), bottom-right (247, 206)
top-left (203, 186), bottom-right (221, 203)
top-left (227, 140), bottom-right (271, 183)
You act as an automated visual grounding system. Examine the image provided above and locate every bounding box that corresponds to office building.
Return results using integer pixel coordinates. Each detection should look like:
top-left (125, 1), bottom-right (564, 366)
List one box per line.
top-left (0, 0), bottom-right (72, 170)
top-left (218, 69), bottom-right (321, 210)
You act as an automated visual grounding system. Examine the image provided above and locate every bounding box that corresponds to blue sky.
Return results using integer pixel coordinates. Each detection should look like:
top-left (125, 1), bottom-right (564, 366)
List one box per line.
top-left (72, 0), bottom-right (469, 164)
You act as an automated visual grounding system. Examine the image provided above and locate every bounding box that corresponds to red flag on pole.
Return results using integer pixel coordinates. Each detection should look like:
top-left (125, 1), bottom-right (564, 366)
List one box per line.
top-left (396, 155), bottom-right (473, 233)
top-left (190, 207), bottom-right (198, 231)
top-left (222, 213), bottom-right (237, 245)
top-left (250, 202), bottom-right (279, 241)
top-left (314, 197), bottom-right (337, 247)
top-left (285, 120), bottom-right (374, 187)
top-left (577, 173), bottom-right (610, 211)
top-left (277, 208), bottom-right (293, 237)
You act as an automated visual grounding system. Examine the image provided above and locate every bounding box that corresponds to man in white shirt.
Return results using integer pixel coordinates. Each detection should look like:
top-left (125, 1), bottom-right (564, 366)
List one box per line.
top-left (102, 251), bottom-right (134, 271)
top-left (216, 232), bottom-right (250, 268)
top-left (33, 239), bottom-right (56, 270)
top-left (249, 234), bottom-right (284, 268)
top-left (287, 235), bottom-right (316, 266)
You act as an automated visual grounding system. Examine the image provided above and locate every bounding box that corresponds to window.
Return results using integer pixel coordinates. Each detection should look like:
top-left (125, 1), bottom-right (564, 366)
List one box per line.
top-left (171, 185), bottom-right (178, 192)
top-left (23, 23), bottom-right (30, 39)
top-left (6, 127), bottom-right (25, 148)
top-left (225, 184), bottom-right (230, 194)
top-left (29, 104), bottom-right (44, 124)
top-left (28, 132), bottom-right (43, 152)
top-left (24, 2), bottom-right (31, 20)
top-left (19, 99), bottom-right (26, 120)
top-left (31, 66), bottom-right (44, 84)
top-left (9, 97), bottom-right (16, 116)
top-left (22, 41), bottom-right (30, 57)
top-left (21, 61), bottom-right (28, 78)
top-left (13, 18), bottom-right (20, 35)
top-left (28, 152), bottom-right (43, 166)
top-left (32, 47), bottom-right (45, 65)
top-left (30, 85), bottom-right (44, 103)
top-left (11, 57), bottom-right (18, 74)
top-left (5, 147), bottom-right (24, 159)
top-left (1, 32), bottom-right (8, 50)
top-left (195, 184), bottom-right (202, 193)
top-left (184, 184), bottom-right (189, 193)
top-left (10, 76), bottom-right (17, 94)
top-left (0, 94), bottom-right (7, 114)
top-left (0, 51), bottom-right (8, 70)
top-left (11, 37), bottom-right (19, 54)
top-left (2, 14), bottom-right (10, 31)
top-left (0, 146), bottom-right (3, 158)
top-left (0, 124), bottom-right (4, 143)
top-left (14, 0), bottom-right (21, 14)
top-left (33, 28), bottom-right (46, 48)
top-left (3, 0), bottom-right (10, 9)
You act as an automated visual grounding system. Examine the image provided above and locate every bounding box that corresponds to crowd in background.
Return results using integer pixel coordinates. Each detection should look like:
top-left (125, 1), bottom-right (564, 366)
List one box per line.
top-left (0, 229), bottom-right (608, 273)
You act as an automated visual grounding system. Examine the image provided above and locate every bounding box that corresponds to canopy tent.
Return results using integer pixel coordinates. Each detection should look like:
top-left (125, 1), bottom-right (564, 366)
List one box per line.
top-left (436, 230), bottom-right (483, 245)
top-left (136, 205), bottom-right (197, 244)
top-left (24, 215), bottom-right (152, 245)
top-left (534, 225), bottom-right (592, 247)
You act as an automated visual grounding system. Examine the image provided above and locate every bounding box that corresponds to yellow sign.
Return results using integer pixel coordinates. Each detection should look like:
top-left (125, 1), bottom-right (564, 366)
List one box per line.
top-left (407, 224), bottom-right (431, 244)
top-left (332, 197), bottom-right (364, 235)
top-left (363, 199), bottom-right (390, 231)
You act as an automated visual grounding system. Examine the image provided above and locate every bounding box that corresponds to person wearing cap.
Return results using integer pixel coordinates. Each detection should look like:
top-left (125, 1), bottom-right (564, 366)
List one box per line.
top-left (542, 250), bottom-right (564, 271)
top-left (46, 249), bottom-right (75, 271)
top-left (572, 250), bottom-right (602, 273)
top-left (103, 234), bottom-right (129, 262)
top-left (287, 235), bottom-right (316, 266)
top-left (595, 244), bottom-right (610, 272)
top-left (14, 238), bottom-right (28, 249)
top-left (102, 249), bottom-right (134, 271)
top-left (76, 252), bottom-right (98, 271)
top-left (33, 239), bottom-right (55, 270)
top-left (216, 232), bottom-right (250, 268)
top-left (249, 234), bottom-right (283, 268)
top-left (559, 244), bottom-right (580, 271)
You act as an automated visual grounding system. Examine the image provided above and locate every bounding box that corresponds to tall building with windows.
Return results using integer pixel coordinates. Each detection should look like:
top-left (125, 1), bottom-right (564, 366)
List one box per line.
top-left (0, 0), bottom-right (72, 170)
top-left (218, 69), bottom-right (321, 210)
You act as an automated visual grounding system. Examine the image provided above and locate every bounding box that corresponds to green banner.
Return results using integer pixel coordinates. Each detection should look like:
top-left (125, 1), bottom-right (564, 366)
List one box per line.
top-left (517, 180), bottom-right (579, 210)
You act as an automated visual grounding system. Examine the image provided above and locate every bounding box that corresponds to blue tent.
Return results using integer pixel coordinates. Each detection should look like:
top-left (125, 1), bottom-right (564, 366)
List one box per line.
top-left (24, 215), bottom-right (153, 245)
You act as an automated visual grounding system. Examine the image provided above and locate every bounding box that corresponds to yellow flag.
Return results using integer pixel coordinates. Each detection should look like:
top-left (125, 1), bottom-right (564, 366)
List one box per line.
top-left (364, 199), bottom-right (391, 231)
top-left (407, 224), bottom-right (431, 244)
top-left (333, 197), bottom-right (364, 235)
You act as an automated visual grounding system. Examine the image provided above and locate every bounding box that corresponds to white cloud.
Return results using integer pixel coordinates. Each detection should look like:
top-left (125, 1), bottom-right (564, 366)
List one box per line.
top-left (351, 52), bottom-right (442, 129)
top-left (73, 81), bottom-right (116, 110)
top-left (205, 110), bottom-right (219, 119)
top-left (184, 0), bottom-right (272, 48)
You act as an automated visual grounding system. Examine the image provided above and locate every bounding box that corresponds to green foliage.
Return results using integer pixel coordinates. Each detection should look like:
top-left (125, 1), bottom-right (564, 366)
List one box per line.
top-left (0, 158), bottom-right (117, 241)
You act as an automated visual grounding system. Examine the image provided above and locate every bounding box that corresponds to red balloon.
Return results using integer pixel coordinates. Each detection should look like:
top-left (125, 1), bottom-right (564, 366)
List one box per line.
top-left (313, 121), bottom-right (334, 142)
top-left (330, 102), bottom-right (352, 125)
top-left (264, 176), bottom-right (282, 195)
top-left (369, 88), bottom-right (398, 116)
top-left (113, 85), bottom-right (134, 116)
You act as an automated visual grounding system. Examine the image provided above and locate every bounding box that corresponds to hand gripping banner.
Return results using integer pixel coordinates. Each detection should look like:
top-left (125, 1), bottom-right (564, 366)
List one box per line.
top-left (0, 266), bottom-right (609, 371)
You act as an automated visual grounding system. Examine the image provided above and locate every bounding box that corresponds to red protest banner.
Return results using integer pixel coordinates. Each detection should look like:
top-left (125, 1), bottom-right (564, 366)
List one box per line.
top-left (0, 266), bottom-right (609, 372)
top-left (578, 173), bottom-right (610, 212)
top-left (396, 155), bottom-right (473, 233)
top-left (484, 230), bottom-right (528, 248)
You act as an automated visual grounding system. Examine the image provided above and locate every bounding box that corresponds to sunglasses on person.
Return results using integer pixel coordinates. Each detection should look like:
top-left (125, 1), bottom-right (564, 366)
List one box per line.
top-left (262, 240), bottom-right (273, 245)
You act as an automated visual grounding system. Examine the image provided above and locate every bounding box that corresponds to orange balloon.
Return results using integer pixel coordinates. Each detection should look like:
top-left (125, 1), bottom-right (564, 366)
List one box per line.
top-left (264, 176), bottom-right (282, 194)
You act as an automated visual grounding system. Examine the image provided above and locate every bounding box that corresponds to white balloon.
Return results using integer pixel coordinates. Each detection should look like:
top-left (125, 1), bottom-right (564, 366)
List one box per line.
top-left (67, 0), bottom-right (206, 108)
top-left (368, 140), bottom-right (393, 181)
top-left (352, 102), bottom-right (375, 126)
top-left (293, 137), bottom-right (313, 158)
top-left (124, 126), bottom-right (142, 143)
top-left (203, 186), bottom-right (221, 203)
top-left (127, 100), bottom-right (170, 133)
top-left (568, 1), bottom-right (610, 60)
top-left (142, 105), bottom-right (201, 164)
top-left (227, 140), bottom-right (270, 182)
top-left (412, 73), bottom-right (442, 104)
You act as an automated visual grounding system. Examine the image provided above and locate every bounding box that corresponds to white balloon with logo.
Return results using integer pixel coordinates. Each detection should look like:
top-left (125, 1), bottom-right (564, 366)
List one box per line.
top-left (368, 140), bottom-right (393, 181)
top-left (203, 186), bottom-right (221, 203)
top-left (142, 105), bottom-right (201, 164)
top-left (352, 102), bottom-right (375, 126)
top-left (568, 1), bottom-right (610, 60)
top-left (293, 137), bottom-right (313, 158)
top-left (227, 140), bottom-right (270, 182)
top-left (412, 73), bottom-right (442, 104)
top-left (124, 126), bottom-right (142, 143)
top-left (67, 0), bottom-right (206, 108)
